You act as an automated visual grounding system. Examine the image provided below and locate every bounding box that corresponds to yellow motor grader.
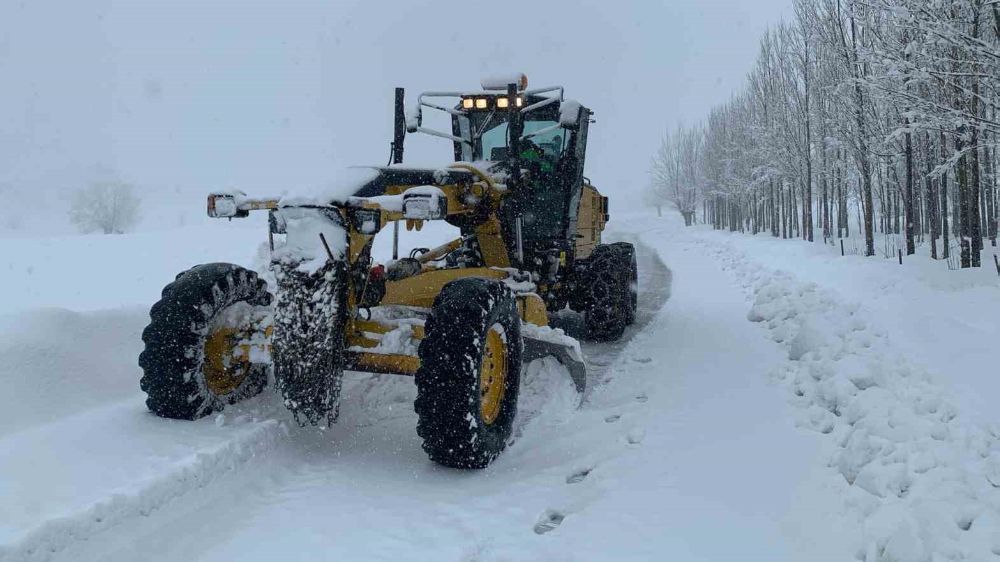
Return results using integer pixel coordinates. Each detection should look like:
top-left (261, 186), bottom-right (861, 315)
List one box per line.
top-left (139, 74), bottom-right (637, 468)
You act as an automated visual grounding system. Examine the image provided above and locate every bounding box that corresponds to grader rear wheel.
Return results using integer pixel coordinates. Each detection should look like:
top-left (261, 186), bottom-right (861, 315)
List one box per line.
top-left (414, 278), bottom-right (523, 469)
top-left (612, 242), bottom-right (638, 326)
top-left (575, 243), bottom-right (636, 341)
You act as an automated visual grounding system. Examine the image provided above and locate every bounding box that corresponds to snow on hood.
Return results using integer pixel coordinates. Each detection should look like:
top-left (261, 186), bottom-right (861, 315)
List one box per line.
top-left (279, 167), bottom-right (380, 207)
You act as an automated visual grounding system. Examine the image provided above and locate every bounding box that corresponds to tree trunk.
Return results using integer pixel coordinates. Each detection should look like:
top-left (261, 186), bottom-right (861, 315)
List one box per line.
top-left (958, 131), bottom-right (972, 268)
top-left (971, 135), bottom-right (982, 267)
top-left (941, 133), bottom-right (950, 260)
top-left (781, 186), bottom-right (787, 239)
top-left (904, 122), bottom-right (915, 255)
top-left (925, 133), bottom-right (938, 260)
top-left (822, 144), bottom-right (830, 240)
top-left (849, 11), bottom-right (875, 256)
top-left (985, 140), bottom-right (997, 246)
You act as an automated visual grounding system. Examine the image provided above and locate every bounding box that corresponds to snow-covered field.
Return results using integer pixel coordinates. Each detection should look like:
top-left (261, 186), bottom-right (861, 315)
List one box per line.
top-left (2, 210), bottom-right (999, 561)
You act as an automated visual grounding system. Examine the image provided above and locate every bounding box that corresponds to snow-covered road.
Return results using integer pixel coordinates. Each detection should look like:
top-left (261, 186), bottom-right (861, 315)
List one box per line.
top-left (3, 211), bottom-right (998, 561)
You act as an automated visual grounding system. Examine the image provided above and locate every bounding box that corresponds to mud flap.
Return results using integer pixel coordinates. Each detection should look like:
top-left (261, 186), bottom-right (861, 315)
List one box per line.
top-left (522, 335), bottom-right (587, 397)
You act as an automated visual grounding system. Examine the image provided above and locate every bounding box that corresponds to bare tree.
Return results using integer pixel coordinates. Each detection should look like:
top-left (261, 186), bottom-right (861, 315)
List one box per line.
top-left (660, 0), bottom-right (1000, 268)
top-left (69, 180), bottom-right (142, 234)
top-left (650, 128), bottom-right (701, 225)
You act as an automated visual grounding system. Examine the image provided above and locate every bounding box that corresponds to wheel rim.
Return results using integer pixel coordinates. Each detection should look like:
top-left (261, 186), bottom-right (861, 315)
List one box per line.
top-left (203, 326), bottom-right (252, 396)
top-left (479, 324), bottom-right (508, 425)
top-left (592, 280), bottom-right (611, 301)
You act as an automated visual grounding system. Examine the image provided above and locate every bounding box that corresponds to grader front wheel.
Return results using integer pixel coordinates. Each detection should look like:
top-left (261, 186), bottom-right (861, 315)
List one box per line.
top-left (414, 278), bottom-right (523, 469)
top-left (139, 263), bottom-right (272, 420)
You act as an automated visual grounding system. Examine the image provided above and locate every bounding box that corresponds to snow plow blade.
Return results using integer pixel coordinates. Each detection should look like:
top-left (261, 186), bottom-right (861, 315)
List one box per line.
top-left (522, 333), bottom-right (587, 396)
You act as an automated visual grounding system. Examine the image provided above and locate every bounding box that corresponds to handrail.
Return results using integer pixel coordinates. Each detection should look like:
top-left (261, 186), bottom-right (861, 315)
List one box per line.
top-left (410, 84), bottom-right (567, 149)
top-left (521, 122), bottom-right (562, 141)
top-left (416, 126), bottom-right (469, 145)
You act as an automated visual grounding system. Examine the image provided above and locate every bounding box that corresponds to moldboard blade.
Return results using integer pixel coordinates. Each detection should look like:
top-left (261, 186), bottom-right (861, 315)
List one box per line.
top-left (522, 334), bottom-right (587, 398)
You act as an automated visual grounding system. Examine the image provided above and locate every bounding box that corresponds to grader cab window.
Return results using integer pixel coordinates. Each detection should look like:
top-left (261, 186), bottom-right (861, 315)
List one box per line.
top-left (480, 121), bottom-right (567, 162)
top-left (468, 115), bottom-right (573, 241)
top-left (429, 91), bottom-right (591, 244)
top-left (474, 115), bottom-right (568, 162)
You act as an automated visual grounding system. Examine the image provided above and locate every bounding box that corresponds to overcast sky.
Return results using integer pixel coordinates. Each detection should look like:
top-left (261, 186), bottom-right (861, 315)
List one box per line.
top-left (0, 0), bottom-right (790, 231)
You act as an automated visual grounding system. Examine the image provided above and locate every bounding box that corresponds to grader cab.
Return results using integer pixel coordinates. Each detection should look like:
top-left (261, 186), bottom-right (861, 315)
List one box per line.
top-left (139, 74), bottom-right (638, 468)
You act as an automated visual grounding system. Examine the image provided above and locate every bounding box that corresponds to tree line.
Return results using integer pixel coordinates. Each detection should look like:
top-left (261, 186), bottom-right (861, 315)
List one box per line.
top-left (648, 0), bottom-right (1000, 268)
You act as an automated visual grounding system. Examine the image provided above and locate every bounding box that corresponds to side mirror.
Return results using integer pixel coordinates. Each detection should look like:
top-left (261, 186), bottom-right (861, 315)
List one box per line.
top-left (559, 100), bottom-right (582, 131)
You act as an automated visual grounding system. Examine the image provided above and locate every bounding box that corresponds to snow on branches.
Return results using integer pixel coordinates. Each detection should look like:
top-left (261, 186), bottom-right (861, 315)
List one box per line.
top-left (657, 0), bottom-right (1000, 268)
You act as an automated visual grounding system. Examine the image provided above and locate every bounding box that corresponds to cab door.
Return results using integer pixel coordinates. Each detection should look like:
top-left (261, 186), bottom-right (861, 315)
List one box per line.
top-left (574, 185), bottom-right (608, 259)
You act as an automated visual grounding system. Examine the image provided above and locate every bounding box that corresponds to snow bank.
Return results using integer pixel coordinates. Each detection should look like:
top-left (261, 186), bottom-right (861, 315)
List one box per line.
top-left (700, 230), bottom-right (1000, 426)
top-left (699, 235), bottom-right (1000, 561)
top-left (0, 225), bottom-right (265, 316)
top-left (0, 308), bottom-right (146, 437)
top-left (0, 303), bottom-right (288, 562)
top-left (0, 400), bottom-right (286, 562)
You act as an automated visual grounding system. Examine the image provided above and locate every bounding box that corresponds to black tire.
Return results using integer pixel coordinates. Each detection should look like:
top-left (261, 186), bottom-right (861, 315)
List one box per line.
top-left (414, 278), bottom-right (523, 469)
top-left (576, 243), bottom-right (635, 341)
top-left (271, 260), bottom-right (348, 426)
top-left (139, 263), bottom-right (272, 420)
top-left (612, 242), bottom-right (638, 325)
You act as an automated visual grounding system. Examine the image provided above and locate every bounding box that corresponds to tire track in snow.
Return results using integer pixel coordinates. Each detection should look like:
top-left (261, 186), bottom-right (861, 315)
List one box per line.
top-left (550, 235), bottom-right (672, 394)
top-left (517, 240), bottom-right (672, 543)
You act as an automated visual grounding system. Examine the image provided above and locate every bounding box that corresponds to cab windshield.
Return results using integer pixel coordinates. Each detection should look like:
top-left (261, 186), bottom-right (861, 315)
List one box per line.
top-left (471, 111), bottom-right (567, 161)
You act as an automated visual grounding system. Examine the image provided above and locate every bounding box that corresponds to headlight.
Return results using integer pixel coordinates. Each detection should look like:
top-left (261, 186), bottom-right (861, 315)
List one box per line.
top-left (462, 96), bottom-right (522, 111)
top-left (402, 188), bottom-right (447, 220)
top-left (351, 208), bottom-right (382, 234)
top-left (496, 97), bottom-right (524, 108)
top-left (208, 193), bottom-right (241, 218)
